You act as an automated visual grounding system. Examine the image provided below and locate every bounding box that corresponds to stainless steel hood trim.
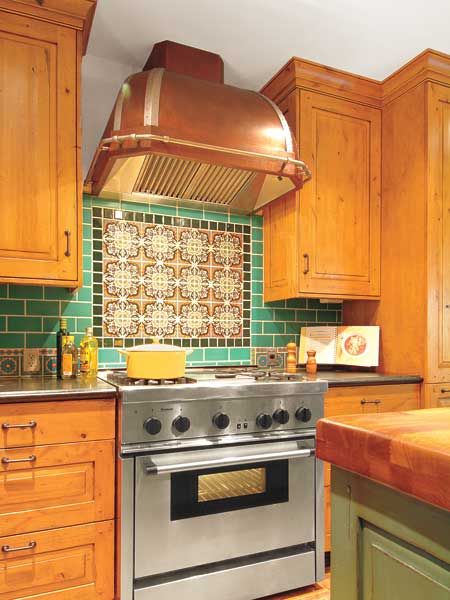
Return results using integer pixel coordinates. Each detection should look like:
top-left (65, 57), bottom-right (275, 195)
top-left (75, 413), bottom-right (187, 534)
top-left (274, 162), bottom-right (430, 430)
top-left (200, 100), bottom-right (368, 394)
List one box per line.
top-left (144, 68), bottom-right (164, 127)
top-left (100, 132), bottom-right (312, 180)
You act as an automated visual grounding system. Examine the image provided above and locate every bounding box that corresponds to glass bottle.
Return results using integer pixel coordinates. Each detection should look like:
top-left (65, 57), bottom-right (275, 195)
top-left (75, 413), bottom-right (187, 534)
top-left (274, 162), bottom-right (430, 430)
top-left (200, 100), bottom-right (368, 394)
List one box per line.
top-left (61, 336), bottom-right (77, 379)
top-left (79, 327), bottom-right (98, 378)
top-left (56, 318), bottom-right (69, 379)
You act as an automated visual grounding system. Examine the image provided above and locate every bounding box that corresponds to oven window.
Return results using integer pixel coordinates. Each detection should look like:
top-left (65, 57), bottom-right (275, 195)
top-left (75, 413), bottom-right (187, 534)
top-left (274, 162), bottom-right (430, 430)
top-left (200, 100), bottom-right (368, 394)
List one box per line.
top-left (198, 467), bottom-right (266, 502)
top-left (171, 460), bottom-right (288, 520)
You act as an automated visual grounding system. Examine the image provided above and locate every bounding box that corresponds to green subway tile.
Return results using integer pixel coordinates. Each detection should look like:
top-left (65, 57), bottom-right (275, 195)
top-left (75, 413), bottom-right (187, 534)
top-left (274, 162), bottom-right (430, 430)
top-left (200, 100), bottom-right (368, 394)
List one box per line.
top-left (251, 334), bottom-right (274, 347)
top-left (0, 299), bottom-right (25, 315)
top-left (82, 195), bottom-right (92, 207)
top-left (252, 294), bottom-right (264, 308)
top-left (252, 308), bottom-right (273, 321)
top-left (76, 287), bottom-right (92, 302)
top-left (297, 309), bottom-right (316, 321)
top-left (229, 214), bottom-right (249, 225)
top-left (263, 321), bottom-right (284, 334)
top-left (177, 206), bottom-right (203, 219)
top-left (252, 254), bottom-right (263, 268)
top-left (61, 302), bottom-right (91, 317)
top-left (203, 210), bottom-right (228, 222)
top-left (26, 333), bottom-right (54, 348)
top-left (83, 272), bottom-right (92, 286)
top-left (99, 348), bottom-right (122, 363)
top-left (44, 287), bottom-right (75, 301)
top-left (252, 215), bottom-right (263, 228)
top-left (203, 348), bottom-right (229, 361)
top-left (43, 317), bottom-right (75, 333)
top-left (286, 298), bottom-right (307, 308)
top-left (317, 310), bottom-right (337, 323)
top-left (252, 227), bottom-right (263, 242)
top-left (307, 298), bottom-right (321, 309)
top-left (83, 255), bottom-right (92, 270)
top-left (83, 208), bottom-right (91, 224)
top-left (274, 309), bottom-right (295, 322)
top-left (251, 321), bottom-right (262, 334)
top-left (252, 241), bottom-right (263, 255)
top-left (0, 333), bottom-right (24, 348)
top-left (0, 285), bottom-right (7, 298)
top-left (328, 302), bottom-right (343, 309)
top-left (27, 300), bottom-right (59, 316)
top-left (83, 240), bottom-right (92, 255)
top-left (9, 285), bottom-right (43, 299)
top-left (0, 316), bottom-right (5, 331)
top-left (76, 318), bottom-right (92, 333)
top-left (286, 322), bottom-right (302, 335)
top-left (266, 300), bottom-right (285, 308)
top-left (121, 201), bottom-right (149, 212)
top-left (150, 204), bottom-right (177, 216)
top-left (252, 281), bottom-right (263, 295)
top-left (82, 224), bottom-right (91, 241)
top-left (274, 334), bottom-right (296, 347)
top-left (186, 349), bottom-right (204, 363)
top-left (229, 348), bottom-right (251, 361)
top-left (8, 316), bottom-right (42, 332)
top-left (252, 268), bottom-right (263, 282)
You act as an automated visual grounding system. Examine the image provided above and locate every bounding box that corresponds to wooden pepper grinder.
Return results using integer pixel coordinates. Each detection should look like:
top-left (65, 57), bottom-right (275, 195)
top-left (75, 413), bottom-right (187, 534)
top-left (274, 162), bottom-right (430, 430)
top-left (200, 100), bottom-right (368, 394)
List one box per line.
top-left (286, 342), bottom-right (297, 373)
top-left (306, 350), bottom-right (317, 375)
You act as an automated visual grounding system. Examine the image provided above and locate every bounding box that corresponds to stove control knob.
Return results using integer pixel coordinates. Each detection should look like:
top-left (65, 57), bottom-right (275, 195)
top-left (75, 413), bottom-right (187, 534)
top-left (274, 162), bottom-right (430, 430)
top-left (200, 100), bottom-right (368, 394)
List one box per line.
top-left (144, 417), bottom-right (162, 435)
top-left (295, 407), bottom-right (312, 423)
top-left (212, 412), bottom-right (230, 430)
top-left (256, 413), bottom-right (273, 429)
top-left (273, 408), bottom-right (290, 425)
top-left (173, 415), bottom-right (191, 433)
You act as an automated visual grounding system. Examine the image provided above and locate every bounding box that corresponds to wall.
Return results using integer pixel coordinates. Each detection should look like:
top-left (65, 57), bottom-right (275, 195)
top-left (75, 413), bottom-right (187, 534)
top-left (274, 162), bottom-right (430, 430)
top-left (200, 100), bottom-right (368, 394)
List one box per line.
top-left (0, 196), bottom-right (342, 376)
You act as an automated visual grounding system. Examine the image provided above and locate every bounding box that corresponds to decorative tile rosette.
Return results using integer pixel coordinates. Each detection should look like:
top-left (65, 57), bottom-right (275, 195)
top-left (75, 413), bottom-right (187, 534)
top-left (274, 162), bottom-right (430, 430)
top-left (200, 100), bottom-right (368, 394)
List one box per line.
top-left (93, 207), bottom-right (251, 348)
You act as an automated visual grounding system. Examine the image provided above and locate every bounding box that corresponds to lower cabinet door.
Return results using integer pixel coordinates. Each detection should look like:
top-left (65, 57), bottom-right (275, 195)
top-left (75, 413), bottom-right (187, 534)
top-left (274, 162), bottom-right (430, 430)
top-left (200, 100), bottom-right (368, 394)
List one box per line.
top-left (0, 440), bottom-right (115, 536)
top-left (0, 520), bottom-right (114, 599)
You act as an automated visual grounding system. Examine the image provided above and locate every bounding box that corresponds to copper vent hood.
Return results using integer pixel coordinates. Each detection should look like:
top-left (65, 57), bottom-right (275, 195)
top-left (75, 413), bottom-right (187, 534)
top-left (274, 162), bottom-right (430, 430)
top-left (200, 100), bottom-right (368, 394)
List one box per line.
top-left (85, 41), bottom-right (311, 214)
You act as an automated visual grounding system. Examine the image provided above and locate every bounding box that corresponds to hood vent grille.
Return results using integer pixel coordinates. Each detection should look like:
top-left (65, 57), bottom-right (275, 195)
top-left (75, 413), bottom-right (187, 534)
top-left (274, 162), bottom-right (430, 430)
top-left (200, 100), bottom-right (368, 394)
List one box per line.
top-left (133, 154), bottom-right (256, 206)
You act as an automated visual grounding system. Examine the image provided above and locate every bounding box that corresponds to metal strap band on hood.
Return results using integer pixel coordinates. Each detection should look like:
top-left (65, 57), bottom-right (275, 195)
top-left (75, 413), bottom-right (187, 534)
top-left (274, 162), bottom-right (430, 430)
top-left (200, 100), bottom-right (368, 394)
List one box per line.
top-left (144, 68), bottom-right (164, 127)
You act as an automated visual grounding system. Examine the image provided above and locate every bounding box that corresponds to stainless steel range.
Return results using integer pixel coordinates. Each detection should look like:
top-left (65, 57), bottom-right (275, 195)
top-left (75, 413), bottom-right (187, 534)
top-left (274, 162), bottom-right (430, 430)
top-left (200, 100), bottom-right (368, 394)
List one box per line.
top-left (99, 367), bottom-right (328, 600)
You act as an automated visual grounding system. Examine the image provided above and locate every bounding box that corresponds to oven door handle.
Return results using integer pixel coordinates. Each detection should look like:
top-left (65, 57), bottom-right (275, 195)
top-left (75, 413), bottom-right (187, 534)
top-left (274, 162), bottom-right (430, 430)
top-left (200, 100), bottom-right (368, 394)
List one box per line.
top-left (145, 446), bottom-right (315, 475)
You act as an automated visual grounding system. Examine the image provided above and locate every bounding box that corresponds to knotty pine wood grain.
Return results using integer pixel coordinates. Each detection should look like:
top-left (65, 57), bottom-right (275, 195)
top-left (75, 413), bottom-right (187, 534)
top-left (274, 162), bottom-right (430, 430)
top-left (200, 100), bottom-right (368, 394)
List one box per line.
top-left (317, 408), bottom-right (450, 512)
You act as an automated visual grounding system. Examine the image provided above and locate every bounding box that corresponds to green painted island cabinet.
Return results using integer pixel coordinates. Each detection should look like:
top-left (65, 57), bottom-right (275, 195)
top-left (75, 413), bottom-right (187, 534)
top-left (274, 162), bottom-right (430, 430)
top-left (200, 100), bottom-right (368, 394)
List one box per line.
top-left (331, 468), bottom-right (450, 599)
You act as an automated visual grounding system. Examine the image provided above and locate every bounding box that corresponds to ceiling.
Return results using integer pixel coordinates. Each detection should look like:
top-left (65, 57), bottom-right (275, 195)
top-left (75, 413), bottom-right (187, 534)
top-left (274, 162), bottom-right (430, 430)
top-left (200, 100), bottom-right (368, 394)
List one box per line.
top-left (82, 0), bottom-right (450, 175)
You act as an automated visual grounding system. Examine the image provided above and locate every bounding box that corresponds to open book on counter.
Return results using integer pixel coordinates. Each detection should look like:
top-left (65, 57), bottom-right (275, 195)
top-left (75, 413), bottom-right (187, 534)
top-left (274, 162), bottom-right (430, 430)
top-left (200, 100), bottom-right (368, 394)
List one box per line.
top-left (298, 325), bottom-right (380, 367)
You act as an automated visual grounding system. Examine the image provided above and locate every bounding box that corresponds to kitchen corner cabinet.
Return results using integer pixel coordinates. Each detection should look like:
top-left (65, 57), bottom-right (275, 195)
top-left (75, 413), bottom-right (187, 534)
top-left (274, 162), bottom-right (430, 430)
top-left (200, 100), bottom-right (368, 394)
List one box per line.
top-left (261, 62), bottom-right (381, 301)
top-left (0, 1), bottom-right (95, 287)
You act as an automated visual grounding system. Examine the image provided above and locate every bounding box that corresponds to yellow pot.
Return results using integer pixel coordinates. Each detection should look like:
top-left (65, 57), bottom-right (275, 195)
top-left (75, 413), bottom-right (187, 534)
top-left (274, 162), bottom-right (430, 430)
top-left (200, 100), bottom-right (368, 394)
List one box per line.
top-left (117, 339), bottom-right (192, 380)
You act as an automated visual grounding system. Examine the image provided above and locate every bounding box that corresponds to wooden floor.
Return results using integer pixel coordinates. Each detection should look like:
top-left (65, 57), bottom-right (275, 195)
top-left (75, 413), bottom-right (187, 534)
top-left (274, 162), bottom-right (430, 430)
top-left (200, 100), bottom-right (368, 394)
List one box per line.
top-left (260, 571), bottom-right (330, 600)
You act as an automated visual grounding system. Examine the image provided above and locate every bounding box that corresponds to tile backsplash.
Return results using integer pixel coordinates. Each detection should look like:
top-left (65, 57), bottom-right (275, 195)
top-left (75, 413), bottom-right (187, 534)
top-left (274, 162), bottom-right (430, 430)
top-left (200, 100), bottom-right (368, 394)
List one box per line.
top-left (0, 195), bottom-right (342, 375)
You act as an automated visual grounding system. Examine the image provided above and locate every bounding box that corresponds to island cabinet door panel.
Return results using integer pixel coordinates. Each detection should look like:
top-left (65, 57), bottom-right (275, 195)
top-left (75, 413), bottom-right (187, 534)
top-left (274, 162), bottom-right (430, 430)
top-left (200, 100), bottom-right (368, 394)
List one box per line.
top-left (0, 520), bottom-right (114, 600)
top-left (298, 91), bottom-right (381, 298)
top-left (0, 11), bottom-right (78, 285)
top-left (0, 440), bottom-right (114, 536)
top-left (427, 84), bottom-right (450, 382)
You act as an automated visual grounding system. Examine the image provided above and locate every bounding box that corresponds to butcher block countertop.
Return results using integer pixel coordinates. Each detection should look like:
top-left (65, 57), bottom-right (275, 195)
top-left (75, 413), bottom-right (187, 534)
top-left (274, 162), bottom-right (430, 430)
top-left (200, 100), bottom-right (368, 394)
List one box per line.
top-left (317, 408), bottom-right (450, 513)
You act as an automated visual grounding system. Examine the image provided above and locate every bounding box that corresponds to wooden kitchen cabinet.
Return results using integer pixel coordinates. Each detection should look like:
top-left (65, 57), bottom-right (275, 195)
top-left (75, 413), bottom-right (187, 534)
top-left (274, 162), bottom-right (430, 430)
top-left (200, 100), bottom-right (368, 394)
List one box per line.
top-left (0, 0), bottom-right (95, 287)
top-left (322, 383), bottom-right (421, 551)
top-left (261, 59), bottom-right (381, 301)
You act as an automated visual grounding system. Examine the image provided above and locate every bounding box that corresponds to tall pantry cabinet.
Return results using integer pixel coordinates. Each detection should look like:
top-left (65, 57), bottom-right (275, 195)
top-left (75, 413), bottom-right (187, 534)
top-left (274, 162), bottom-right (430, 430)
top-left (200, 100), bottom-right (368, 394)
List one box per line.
top-left (0, 0), bottom-right (96, 287)
top-left (344, 51), bottom-right (450, 406)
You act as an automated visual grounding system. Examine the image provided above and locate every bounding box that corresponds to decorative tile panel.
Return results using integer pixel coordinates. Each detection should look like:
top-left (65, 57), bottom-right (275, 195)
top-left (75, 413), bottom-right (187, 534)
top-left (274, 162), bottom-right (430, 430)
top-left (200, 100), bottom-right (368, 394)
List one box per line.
top-left (92, 208), bottom-right (251, 348)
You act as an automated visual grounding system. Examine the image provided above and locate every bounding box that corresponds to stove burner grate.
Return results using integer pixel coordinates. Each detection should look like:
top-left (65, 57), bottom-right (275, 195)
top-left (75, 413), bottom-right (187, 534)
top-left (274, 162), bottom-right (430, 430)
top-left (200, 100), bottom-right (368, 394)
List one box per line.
top-left (106, 371), bottom-right (197, 386)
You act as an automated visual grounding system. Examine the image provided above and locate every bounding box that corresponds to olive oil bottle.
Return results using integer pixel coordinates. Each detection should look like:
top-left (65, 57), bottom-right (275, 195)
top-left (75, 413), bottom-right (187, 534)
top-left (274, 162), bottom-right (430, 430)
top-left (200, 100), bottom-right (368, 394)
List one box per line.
top-left (79, 327), bottom-right (98, 377)
top-left (56, 317), bottom-right (69, 379)
top-left (61, 335), bottom-right (77, 379)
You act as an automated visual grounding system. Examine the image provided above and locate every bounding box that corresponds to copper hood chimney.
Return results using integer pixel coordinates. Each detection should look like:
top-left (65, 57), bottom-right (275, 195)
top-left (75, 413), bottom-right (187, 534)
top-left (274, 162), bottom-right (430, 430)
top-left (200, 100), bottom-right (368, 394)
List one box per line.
top-left (85, 41), bottom-right (311, 213)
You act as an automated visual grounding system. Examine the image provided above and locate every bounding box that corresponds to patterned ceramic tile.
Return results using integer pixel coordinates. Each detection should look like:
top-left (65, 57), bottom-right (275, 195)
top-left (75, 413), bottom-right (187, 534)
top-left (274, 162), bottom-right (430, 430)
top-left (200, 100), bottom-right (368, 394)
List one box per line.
top-left (93, 208), bottom-right (251, 347)
top-left (252, 347), bottom-right (287, 369)
top-left (0, 355), bottom-right (20, 376)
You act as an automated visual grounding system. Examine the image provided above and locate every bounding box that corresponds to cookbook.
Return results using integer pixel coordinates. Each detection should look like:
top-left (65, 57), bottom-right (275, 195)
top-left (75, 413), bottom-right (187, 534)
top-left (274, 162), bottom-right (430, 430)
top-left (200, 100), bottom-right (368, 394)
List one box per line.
top-left (298, 325), bottom-right (380, 367)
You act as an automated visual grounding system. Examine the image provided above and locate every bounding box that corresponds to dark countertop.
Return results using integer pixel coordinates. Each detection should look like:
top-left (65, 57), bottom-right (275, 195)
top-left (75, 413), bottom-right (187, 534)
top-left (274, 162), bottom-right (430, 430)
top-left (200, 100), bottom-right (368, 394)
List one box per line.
top-left (306, 370), bottom-right (423, 387)
top-left (0, 376), bottom-right (116, 403)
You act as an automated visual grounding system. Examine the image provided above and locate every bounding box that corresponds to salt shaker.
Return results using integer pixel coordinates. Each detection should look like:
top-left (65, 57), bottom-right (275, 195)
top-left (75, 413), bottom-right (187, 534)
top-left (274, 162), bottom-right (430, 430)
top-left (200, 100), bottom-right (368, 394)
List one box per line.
top-left (286, 342), bottom-right (297, 373)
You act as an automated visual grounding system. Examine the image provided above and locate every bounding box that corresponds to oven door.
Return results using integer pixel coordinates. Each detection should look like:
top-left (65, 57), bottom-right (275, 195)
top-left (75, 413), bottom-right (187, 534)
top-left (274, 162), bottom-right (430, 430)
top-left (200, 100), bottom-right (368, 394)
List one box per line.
top-left (134, 437), bottom-right (316, 578)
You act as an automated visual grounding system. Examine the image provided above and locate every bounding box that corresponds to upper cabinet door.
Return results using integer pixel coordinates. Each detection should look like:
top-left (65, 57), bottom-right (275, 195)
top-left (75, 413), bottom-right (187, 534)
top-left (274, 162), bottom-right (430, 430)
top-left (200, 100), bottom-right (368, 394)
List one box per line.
top-left (298, 91), bottom-right (381, 298)
top-left (0, 11), bottom-right (79, 286)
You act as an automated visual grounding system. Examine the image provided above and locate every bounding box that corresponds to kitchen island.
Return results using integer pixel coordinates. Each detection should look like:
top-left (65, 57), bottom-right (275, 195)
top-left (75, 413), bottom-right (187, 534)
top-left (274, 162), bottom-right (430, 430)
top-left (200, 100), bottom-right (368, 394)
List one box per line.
top-left (317, 408), bottom-right (450, 599)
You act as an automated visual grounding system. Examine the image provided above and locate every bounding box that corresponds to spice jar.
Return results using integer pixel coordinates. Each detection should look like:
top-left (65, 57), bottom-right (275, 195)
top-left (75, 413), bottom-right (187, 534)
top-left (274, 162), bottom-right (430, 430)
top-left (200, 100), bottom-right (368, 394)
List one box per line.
top-left (306, 350), bottom-right (317, 375)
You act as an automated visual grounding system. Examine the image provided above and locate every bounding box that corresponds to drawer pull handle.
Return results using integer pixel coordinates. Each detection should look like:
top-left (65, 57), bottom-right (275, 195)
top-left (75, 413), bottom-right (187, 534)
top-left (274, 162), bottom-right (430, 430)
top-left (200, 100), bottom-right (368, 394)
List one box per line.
top-left (2, 455), bottom-right (36, 465)
top-left (2, 421), bottom-right (37, 430)
top-left (440, 388), bottom-right (450, 394)
top-left (303, 253), bottom-right (310, 275)
top-left (64, 230), bottom-right (71, 257)
top-left (2, 541), bottom-right (36, 553)
top-left (360, 399), bottom-right (381, 405)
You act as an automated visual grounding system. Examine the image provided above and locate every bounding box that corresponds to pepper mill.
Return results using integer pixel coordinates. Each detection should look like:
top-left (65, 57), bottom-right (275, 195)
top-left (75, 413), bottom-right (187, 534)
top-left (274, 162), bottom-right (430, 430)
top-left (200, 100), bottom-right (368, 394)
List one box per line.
top-left (306, 350), bottom-right (317, 375)
top-left (286, 342), bottom-right (297, 373)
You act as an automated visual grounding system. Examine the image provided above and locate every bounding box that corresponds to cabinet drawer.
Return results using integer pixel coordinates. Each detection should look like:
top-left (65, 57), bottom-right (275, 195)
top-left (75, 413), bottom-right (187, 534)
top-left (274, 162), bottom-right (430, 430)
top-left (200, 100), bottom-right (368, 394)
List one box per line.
top-left (0, 520), bottom-right (114, 599)
top-left (0, 400), bottom-right (115, 448)
top-left (424, 384), bottom-right (450, 408)
top-left (0, 440), bottom-right (114, 536)
top-left (325, 384), bottom-right (420, 417)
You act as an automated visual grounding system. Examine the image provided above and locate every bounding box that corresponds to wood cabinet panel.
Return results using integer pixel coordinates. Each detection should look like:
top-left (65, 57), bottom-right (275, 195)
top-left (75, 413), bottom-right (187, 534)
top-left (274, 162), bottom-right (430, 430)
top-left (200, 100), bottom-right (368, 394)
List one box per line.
top-left (0, 8), bottom-right (80, 286)
top-left (0, 400), bottom-right (115, 448)
top-left (423, 383), bottom-right (450, 408)
top-left (0, 440), bottom-right (114, 536)
top-left (0, 520), bottom-right (114, 599)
